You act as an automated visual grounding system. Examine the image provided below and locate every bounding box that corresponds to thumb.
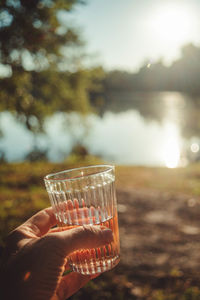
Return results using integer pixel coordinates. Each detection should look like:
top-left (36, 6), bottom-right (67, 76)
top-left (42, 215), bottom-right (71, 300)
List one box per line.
top-left (54, 225), bottom-right (113, 256)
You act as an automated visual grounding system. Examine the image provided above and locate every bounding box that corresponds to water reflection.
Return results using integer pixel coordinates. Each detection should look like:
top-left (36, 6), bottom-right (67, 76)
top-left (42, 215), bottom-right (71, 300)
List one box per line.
top-left (161, 93), bottom-right (190, 167)
top-left (162, 92), bottom-right (186, 124)
top-left (0, 92), bottom-right (200, 167)
top-left (162, 123), bottom-right (181, 168)
top-left (160, 94), bottom-right (183, 168)
top-left (85, 111), bottom-right (183, 167)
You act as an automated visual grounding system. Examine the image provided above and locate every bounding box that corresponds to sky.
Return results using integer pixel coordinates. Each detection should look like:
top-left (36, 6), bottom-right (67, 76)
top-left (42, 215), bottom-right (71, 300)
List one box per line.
top-left (67, 0), bottom-right (200, 72)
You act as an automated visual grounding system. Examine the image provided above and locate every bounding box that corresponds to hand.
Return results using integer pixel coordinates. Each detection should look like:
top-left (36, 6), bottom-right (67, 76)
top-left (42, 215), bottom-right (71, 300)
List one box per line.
top-left (0, 207), bottom-right (113, 300)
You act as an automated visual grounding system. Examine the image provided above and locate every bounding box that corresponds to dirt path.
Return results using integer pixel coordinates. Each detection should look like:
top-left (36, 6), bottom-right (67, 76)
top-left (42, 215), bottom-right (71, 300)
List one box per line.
top-left (116, 188), bottom-right (200, 291)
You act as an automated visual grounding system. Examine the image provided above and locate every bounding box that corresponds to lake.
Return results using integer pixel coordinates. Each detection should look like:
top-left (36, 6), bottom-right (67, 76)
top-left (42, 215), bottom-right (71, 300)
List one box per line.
top-left (1, 91), bottom-right (200, 167)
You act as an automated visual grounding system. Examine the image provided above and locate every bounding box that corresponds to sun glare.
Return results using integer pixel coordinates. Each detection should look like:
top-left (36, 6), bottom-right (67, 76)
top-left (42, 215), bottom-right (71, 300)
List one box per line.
top-left (162, 123), bottom-right (181, 168)
top-left (152, 4), bottom-right (194, 42)
top-left (147, 2), bottom-right (198, 63)
top-left (164, 138), bottom-right (180, 168)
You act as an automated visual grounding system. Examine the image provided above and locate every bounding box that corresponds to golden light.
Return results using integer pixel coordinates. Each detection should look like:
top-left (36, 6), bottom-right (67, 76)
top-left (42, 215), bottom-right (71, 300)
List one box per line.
top-left (162, 123), bottom-right (181, 168)
top-left (23, 271), bottom-right (31, 281)
top-left (152, 4), bottom-right (194, 41)
top-left (164, 137), bottom-right (180, 168)
top-left (147, 2), bottom-right (198, 61)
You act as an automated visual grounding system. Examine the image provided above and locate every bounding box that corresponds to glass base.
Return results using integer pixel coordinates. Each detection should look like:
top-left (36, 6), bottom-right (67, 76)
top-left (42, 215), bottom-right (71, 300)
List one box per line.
top-left (69, 255), bottom-right (120, 275)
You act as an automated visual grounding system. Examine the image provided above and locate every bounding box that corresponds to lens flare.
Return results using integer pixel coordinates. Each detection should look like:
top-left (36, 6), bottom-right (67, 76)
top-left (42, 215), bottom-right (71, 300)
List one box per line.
top-left (191, 143), bottom-right (199, 153)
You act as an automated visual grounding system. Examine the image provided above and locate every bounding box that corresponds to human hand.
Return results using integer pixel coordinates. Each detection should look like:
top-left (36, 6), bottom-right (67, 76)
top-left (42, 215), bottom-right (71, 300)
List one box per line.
top-left (0, 207), bottom-right (113, 300)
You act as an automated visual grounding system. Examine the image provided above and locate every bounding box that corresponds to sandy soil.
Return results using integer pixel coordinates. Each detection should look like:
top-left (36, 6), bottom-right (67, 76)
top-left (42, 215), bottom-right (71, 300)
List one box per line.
top-left (115, 187), bottom-right (200, 295)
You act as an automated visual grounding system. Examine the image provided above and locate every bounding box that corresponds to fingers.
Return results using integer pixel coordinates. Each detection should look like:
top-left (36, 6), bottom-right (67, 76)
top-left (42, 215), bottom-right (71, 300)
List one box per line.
top-left (53, 225), bottom-right (113, 256)
top-left (22, 207), bottom-right (57, 237)
top-left (56, 272), bottom-right (100, 299)
top-left (5, 208), bottom-right (57, 253)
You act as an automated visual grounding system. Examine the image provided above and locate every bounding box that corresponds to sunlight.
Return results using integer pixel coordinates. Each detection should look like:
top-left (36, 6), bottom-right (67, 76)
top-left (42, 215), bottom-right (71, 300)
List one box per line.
top-left (151, 3), bottom-right (195, 42)
top-left (152, 4), bottom-right (193, 42)
top-left (147, 2), bottom-right (198, 62)
top-left (162, 124), bottom-right (181, 168)
top-left (164, 138), bottom-right (180, 168)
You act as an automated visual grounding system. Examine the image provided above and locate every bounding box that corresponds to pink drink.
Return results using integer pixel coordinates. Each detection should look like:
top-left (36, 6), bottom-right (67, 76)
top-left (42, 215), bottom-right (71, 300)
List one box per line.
top-left (59, 212), bottom-right (120, 274)
top-left (45, 165), bottom-right (120, 275)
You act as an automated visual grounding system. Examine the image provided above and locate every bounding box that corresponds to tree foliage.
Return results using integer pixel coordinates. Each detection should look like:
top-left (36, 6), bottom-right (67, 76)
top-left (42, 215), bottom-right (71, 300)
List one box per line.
top-left (101, 43), bottom-right (200, 96)
top-left (0, 0), bottom-right (102, 132)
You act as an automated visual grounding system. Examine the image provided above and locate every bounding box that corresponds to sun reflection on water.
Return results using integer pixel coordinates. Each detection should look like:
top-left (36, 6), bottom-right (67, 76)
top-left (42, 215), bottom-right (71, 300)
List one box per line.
top-left (163, 138), bottom-right (180, 168)
top-left (162, 123), bottom-right (181, 168)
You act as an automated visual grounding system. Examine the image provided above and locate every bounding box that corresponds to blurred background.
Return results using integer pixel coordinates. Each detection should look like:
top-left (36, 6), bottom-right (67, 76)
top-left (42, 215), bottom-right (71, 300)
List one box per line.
top-left (1, 0), bottom-right (200, 299)
top-left (1, 0), bottom-right (200, 167)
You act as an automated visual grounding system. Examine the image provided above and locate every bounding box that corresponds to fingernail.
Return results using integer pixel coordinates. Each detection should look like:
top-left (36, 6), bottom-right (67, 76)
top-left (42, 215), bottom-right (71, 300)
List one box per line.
top-left (102, 228), bottom-right (113, 243)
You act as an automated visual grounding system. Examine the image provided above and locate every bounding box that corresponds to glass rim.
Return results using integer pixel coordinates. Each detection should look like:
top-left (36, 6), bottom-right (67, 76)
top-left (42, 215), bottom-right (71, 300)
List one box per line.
top-left (44, 164), bottom-right (115, 183)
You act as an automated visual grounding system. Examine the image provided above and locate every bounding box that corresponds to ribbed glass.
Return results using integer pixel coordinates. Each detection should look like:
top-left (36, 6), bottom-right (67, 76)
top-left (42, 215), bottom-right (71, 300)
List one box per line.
top-left (44, 165), bottom-right (120, 275)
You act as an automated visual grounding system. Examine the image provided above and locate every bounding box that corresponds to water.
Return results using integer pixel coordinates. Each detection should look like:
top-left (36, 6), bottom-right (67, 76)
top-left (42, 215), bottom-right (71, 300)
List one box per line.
top-left (46, 190), bottom-right (120, 274)
top-left (44, 166), bottom-right (120, 274)
top-left (65, 216), bottom-right (120, 275)
top-left (1, 91), bottom-right (200, 167)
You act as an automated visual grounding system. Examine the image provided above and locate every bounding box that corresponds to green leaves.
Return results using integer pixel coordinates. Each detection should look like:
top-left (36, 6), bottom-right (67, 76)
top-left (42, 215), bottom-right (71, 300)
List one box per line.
top-left (0, 0), bottom-right (96, 133)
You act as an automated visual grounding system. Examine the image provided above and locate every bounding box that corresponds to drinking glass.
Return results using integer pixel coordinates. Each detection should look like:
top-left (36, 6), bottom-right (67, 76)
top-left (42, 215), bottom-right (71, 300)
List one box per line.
top-left (44, 165), bottom-right (120, 275)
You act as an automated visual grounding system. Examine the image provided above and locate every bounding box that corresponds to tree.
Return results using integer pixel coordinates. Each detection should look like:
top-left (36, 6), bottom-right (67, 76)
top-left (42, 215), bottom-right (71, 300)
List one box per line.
top-left (169, 43), bottom-right (200, 95)
top-left (0, 0), bottom-right (95, 133)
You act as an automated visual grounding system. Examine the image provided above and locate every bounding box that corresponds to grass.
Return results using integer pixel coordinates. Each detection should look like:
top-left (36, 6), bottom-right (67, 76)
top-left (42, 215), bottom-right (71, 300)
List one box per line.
top-left (115, 163), bottom-right (200, 195)
top-left (1, 160), bottom-right (200, 248)
top-left (1, 159), bottom-right (200, 299)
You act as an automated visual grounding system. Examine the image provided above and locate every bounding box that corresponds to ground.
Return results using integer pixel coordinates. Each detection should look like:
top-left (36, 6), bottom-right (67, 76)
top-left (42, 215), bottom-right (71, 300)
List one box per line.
top-left (116, 188), bottom-right (200, 298)
top-left (118, 187), bottom-right (200, 274)
top-left (1, 162), bottom-right (200, 299)
top-left (71, 187), bottom-right (200, 300)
